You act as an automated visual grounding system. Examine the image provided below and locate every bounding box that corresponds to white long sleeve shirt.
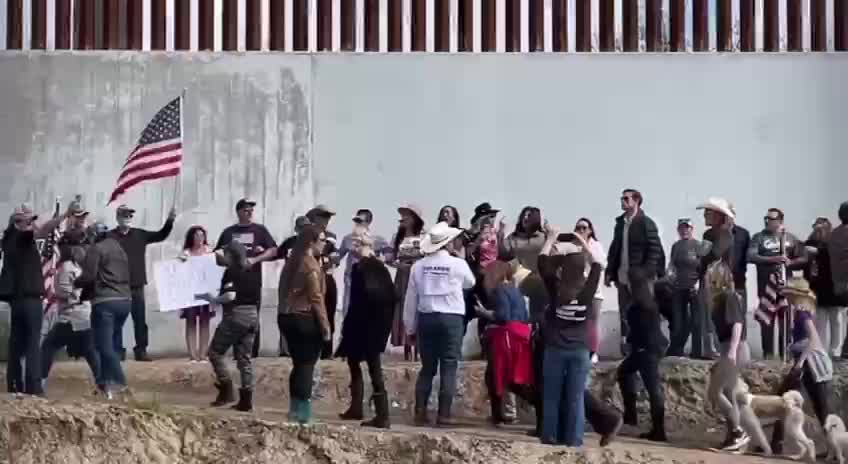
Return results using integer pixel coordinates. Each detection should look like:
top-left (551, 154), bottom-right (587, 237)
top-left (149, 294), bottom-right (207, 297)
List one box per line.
top-left (585, 239), bottom-right (608, 300)
top-left (403, 249), bottom-right (475, 336)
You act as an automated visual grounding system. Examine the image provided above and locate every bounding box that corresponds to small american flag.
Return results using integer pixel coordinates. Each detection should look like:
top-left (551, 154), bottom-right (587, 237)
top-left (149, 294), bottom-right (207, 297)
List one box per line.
top-left (40, 226), bottom-right (61, 316)
top-left (108, 96), bottom-right (182, 204)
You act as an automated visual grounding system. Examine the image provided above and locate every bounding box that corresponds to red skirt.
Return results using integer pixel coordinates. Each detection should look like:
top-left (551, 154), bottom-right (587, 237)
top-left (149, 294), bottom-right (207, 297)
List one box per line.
top-left (487, 321), bottom-right (534, 396)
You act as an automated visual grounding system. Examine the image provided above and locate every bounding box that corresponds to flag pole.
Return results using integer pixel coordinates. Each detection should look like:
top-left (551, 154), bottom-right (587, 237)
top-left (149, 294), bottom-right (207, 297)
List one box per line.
top-left (173, 88), bottom-right (186, 211)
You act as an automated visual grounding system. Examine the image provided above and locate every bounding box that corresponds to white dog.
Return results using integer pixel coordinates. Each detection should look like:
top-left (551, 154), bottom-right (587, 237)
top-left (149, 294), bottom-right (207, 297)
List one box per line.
top-left (780, 390), bottom-right (816, 463)
top-left (825, 414), bottom-right (848, 464)
top-left (734, 380), bottom-right (815, 462)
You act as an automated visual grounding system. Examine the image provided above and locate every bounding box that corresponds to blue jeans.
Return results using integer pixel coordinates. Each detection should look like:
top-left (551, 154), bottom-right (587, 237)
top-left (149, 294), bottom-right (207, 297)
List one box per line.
top-left (542, 345), bottom-right (591, 446)
top-left (113, 288), bottom-right (147, 355)
top-left (414, 312), bottom-right (464, 417)
top-left (93, 300), bottom-right (131, 386)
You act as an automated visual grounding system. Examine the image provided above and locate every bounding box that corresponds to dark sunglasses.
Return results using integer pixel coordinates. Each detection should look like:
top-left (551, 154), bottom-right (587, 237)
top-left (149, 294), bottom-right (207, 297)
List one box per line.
top-left (621, 196), bottom-right (634, 202)
top-left (575, 225), bottom-right (589, 231)
top-left (764, 216), bottom-right (781, 221)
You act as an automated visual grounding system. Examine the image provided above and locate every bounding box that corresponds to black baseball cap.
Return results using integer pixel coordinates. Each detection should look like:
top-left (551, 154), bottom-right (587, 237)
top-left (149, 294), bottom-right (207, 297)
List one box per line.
top-left (306, 204), bottom-right (336, 219)
top-left (352, 209), bottom-right (373, 224)
top-left (235, 198), bottom-right (256, 211)
top-left (116, 204), bottom-right (136, 217)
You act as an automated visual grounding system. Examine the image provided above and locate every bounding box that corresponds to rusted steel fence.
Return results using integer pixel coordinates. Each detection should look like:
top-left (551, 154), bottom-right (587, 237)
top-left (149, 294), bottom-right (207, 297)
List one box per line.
top-left (2, 0), bottom-right (847, 52)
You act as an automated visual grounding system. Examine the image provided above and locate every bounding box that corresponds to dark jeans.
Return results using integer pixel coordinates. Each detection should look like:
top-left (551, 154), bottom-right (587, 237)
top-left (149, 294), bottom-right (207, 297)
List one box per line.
top-left (41, 322), bottom-right (100, 381)
top-left (541, 345), bottom-right (591, 446)
top-left (759, 311), bottom-right (786, 360)
top-left (113, 288), bottom-right (147, 355)
top-left (93, 300), bottom-right (131, 386)
top-left (668, 288), bottom-right (696, 356)
top-left (618, 349), bottom-right (664, 430)
top-left (321, 275), bottom-right (337, 359)
top-left (529, 330), bottom-right (621, 438)
top-left (7, 297), bottom-right (44, 395)
top-left (414, 312), bottom-right (464, 418)
top-left (771, 364), bottom-right (832, 450)
top-left (616, 275), bottom-right (656, 349)
top-left (279, 313), bottom-right (323, 401)
top-left (347, 353), bottom-right (385, 395)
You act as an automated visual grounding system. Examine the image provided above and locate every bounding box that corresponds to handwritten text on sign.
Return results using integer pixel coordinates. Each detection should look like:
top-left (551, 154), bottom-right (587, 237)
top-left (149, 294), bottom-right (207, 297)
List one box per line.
top-left (153, 254), bottom-right (225, 312)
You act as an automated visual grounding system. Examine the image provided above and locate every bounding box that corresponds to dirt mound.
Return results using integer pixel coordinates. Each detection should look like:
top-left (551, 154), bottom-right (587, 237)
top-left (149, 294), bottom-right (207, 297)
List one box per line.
top-left (0, 396), bottom-right (714, 464)
top-left (36, 356), bottom-right (848, 435)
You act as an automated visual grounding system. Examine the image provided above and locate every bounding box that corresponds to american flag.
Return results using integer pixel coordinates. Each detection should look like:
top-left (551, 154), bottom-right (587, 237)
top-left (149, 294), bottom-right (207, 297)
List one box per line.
top-left (108, 96), bottom-right (182, 204)
top-left (40, 226), bottom-right (61, 317)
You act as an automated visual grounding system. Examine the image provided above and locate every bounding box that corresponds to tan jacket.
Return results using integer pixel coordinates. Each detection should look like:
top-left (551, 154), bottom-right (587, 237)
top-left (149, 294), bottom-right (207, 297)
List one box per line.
top-left (283, 255), bottom-right (331, 332)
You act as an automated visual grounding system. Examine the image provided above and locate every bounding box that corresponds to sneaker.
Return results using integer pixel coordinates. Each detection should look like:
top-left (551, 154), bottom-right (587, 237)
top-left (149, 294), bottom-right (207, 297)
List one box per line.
top-left (721, 429), bottom-right (750, 452)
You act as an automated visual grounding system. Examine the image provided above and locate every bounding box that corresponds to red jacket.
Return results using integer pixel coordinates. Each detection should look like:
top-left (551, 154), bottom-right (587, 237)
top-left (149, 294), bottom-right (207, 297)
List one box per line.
top-left (487, 321), bottom-right (534, 396)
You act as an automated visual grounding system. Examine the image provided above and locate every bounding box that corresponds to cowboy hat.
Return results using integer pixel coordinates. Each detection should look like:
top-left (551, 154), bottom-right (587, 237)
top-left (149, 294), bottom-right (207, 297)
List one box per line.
top-left (397, 204), bottom-right (423, 221)
top-left (420, 221), bottom-right (463, 254)
top-left (696, 197), bottom-right (735, 220)
top-left (782, 276), bottom-right (817, 309)
top-left (470, 202), bottom-right (500, 225)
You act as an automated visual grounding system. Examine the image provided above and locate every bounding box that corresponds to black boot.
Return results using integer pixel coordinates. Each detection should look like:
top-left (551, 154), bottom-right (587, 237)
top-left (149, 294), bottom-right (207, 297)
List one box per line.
top-left (134, 348), bottom-right (152, 362)
top-left (639, 405), bottom-right (667, 442)
top-left (489, 394), bottom-right (505, 425)
top-left (413, 406), bottom-right (430, 426)
top-left (232, 388), bottom-right (253, 412)
top-left (436, 395), bottom-right (458, 428)
top-left (339, 382), bottom-right (364, 420)
top-left (362, 392), bottom-right (391, 429)
top-left (211, 380), bottom-right (236, 407)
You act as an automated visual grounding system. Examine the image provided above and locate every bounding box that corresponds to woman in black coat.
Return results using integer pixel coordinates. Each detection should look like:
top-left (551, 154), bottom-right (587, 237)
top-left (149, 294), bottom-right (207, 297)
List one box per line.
top-left (336, 234), bottom-right (396, 429)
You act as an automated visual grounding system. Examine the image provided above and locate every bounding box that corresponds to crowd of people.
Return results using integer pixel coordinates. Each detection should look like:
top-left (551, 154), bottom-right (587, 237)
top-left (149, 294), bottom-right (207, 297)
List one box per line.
top-left (3, 191), bottom-right (848, 452)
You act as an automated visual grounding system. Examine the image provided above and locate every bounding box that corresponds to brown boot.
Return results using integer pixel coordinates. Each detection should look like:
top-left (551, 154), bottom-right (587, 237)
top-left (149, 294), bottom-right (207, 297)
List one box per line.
top-left (413, 407), bottom-right (430, 426)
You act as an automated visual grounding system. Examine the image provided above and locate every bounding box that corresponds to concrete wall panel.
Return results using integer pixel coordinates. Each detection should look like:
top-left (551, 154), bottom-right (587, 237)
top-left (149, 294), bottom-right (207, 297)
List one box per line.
top-left (1, 52), bottom-right (847, 358)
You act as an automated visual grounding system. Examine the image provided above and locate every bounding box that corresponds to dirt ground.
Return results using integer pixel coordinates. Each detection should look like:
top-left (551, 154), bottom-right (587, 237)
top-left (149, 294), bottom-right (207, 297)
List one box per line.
top-left (0, 356), bottom-right (843, 463)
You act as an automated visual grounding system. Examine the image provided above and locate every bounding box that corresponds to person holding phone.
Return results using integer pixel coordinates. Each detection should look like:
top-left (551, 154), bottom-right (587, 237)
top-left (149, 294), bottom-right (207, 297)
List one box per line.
top-left (536, 222), bottom-right (603, 446)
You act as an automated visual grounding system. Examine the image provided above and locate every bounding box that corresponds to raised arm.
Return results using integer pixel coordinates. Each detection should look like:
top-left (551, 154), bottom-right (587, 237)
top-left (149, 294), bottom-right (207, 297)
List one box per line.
top-left (142, 211), bottom-right (176, 244)
top-left (578, 263), bottom-right (602, 306)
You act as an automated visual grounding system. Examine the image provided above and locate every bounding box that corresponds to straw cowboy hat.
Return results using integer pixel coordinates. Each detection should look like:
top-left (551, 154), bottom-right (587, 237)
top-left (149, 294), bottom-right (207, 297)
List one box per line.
top-left (397, 204), bottom-right (423, 221)
top-left (420, 221), bottom-right (463, 254)
top-left (696, 197), bottom-right (736, 220)
top-left (782, 276), bottom-right (817, 309)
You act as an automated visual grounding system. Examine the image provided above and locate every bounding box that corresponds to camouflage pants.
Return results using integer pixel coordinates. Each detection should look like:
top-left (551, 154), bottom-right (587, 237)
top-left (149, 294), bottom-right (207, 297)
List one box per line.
top-left (209, 305), bottom-right (259, 390)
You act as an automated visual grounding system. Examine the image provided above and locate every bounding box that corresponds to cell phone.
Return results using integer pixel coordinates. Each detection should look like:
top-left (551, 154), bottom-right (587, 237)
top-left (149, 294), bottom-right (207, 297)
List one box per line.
top-left (557, 233), bottom-right (577, 242)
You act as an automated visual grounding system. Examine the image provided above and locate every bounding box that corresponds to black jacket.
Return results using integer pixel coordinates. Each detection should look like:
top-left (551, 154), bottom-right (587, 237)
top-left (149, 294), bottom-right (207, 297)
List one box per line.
top-left (0, 226), bottom-right (45, 300)
top-left (108, 219), bottom-right (174, 288)
top-left (335, 257), bottom-right (396, 360)
top-left (606, 210), bottom-right (664, 283)
top-left (701, 225), bottom-right (750, 290)
top-left (805, 238), bottom-right (839, 307)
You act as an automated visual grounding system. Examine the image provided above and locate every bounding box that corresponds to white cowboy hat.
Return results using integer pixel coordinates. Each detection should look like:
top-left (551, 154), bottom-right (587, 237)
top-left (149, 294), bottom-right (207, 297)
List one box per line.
top-left (420, 221), bottom-right (463, 254)
top-left (397, 204), bottom-right (424, 221)
top-left (696, 197), bottom-right (736, 220)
